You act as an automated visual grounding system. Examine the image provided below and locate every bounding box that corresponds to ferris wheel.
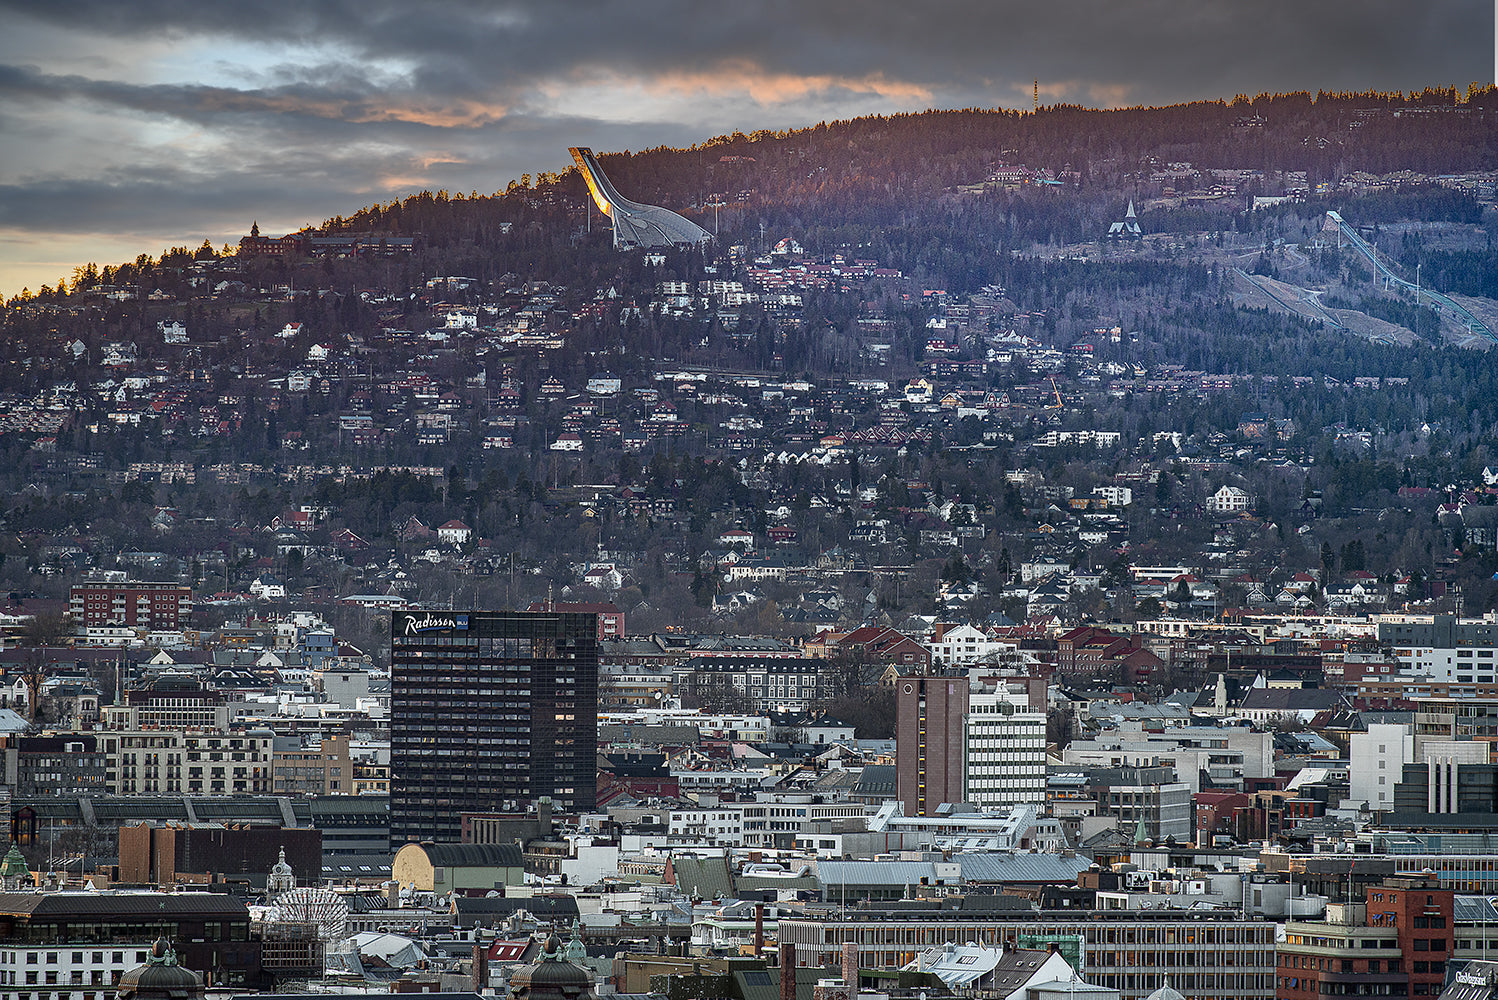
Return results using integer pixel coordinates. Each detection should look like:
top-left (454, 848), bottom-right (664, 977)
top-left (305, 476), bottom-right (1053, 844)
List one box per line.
top-left (275, 887), bottom-right (350, 943)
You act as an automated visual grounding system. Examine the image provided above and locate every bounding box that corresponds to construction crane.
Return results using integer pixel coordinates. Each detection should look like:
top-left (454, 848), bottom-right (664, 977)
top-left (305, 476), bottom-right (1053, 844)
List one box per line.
top-left (1047, 377), bottom-right (1064, 409)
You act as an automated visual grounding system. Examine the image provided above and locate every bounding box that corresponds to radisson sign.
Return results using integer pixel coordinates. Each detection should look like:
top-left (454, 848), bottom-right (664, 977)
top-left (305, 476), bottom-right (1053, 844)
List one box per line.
top-left (399, 612), bottom-right (470, 634)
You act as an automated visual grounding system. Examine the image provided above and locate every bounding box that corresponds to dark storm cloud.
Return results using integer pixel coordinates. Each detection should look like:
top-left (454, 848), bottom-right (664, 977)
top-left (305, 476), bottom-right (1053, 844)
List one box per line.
top-left (2, 0), bottom-right (1487, 107)
top-left (0, 110), bottom-right (704, 235)
top-left (0, 63), bottom-right (501, 131)
top-left (0, 171), bottom-right (335, 233)
top-left (0, 0), bottom-right (1486, 292)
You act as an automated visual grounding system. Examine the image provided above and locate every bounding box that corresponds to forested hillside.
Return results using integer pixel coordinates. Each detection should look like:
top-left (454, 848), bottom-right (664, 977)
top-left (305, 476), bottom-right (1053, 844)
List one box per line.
top-left (4, 88), bottom-right (1498, 627)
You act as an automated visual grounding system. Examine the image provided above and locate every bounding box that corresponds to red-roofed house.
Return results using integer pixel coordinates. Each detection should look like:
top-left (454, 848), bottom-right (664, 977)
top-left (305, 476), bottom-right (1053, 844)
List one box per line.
top-left (837, 626), bottom-right (932, 670)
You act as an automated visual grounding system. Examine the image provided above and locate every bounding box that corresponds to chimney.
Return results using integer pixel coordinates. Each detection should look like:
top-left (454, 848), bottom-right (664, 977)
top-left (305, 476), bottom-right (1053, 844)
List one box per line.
top-left (472, 941), bottom-right (488, 992)
top-left (780, 942), bottom-right (797, 1000)
top-left (842, 942), bottom-right (857, 987)
top-left (537, 796), bottom-right (554, 836)
top-left (754, 903), bottom-right (765, 956)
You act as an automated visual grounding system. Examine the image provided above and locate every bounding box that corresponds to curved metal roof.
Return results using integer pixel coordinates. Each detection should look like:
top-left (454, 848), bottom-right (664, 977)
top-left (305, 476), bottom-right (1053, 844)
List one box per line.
top-left (570, 147), bottom-right (710, 249)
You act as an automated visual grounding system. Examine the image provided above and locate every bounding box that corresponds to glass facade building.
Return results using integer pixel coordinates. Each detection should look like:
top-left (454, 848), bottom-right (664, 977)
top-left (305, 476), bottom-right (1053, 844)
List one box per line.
top-left (390, 610), bottom-right (598, 846)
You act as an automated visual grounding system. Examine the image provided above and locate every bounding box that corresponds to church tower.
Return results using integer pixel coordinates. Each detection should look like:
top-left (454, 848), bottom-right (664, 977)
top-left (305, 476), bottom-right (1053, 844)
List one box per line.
top-left (266, 846), bottom-right (296, 901)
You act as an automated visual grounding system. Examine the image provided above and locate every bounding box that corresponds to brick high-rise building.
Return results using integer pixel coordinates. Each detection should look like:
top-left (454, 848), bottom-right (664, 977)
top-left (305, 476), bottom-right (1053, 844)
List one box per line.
top-left (895, 674), bottom-right (968, 817)
top-left (70, 580), bottom-right (192, 630)
top-left (1278, 876), bottom-right (1453, 1000)
top-left (389, 610), bottom-right (598, 847)
top-left (118, 821), bottom-right (322, 886)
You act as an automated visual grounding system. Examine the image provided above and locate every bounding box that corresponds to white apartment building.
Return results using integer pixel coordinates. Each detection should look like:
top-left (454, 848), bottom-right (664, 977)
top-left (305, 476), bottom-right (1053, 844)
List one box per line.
top-left (1378, 613), bottom-right (1498, 683)
top-left (962, 691), bottom-right (1047, 808)
top-left (671, 769), bottom-right (773, 798)
top-left (668, 800), bottom-right (868, 848)
top-left (101, 729), bottom-right (274, 795)
top-left (926, 624), bottom-right (1008, 667)
top-left (100, 702), bottom-right (233, 730)
top-left (1093, 485), bottom-right (1134, 507)
top-left (869, 802), bottom-right (1069, 852)
top-left (1347, 723), bottom-right (1415, 812)
top-left (668, 808), bottom-right (744, 845)
top-left (1395, 645), bottom-right (1498, 683)
top-left (740, 800), bottom-right (868, 849)
top-left (0, 942), bottom-right (159, 995)
top-left (1062, 723), bottom-right (1274, 794)
top-left (598, 708), bottom-right (771, 741)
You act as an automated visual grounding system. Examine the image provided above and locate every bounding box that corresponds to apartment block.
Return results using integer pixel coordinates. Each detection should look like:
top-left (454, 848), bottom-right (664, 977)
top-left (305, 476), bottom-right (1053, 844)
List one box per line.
top-left (69, 581), bottom-right (192, 630)
top-left (100, 729), bottom-right (274, 795)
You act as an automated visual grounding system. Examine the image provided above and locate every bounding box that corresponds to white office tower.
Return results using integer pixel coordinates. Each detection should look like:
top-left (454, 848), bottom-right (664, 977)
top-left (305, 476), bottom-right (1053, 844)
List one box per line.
top-left (962, 683), bottom-right (1048, 809)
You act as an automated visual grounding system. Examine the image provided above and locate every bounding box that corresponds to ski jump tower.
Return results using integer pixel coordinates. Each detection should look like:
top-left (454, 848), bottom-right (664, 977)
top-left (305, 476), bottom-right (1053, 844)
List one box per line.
top-left (569, 146), bottom-right (711, 249)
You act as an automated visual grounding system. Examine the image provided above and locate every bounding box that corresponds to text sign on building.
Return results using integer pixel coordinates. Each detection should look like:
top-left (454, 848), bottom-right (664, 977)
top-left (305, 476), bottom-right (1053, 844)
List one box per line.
top-left (398, 612), bottom-right (470, 635)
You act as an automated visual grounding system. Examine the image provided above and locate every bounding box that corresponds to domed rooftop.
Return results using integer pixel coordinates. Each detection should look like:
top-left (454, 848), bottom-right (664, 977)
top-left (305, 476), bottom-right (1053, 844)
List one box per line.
top-left (267, 845), bottom-right (297, 900)
top-left (0, 844), bottom-right (31, 880)
top-left (116, 940), bottom-right (204, 1000)
top-left (1144, 979), bottom-right (1185, 1000)
top-left (509, 935), bottom-right (593, 1000)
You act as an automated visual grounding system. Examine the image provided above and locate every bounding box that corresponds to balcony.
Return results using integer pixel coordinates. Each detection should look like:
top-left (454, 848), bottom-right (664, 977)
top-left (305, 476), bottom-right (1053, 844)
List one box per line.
top-left (1309, 970), bottom-right (1409, 988)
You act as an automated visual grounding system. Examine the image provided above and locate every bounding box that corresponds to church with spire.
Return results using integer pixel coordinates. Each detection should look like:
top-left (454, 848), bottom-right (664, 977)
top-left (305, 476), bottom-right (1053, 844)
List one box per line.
top-left (1107, 200), bottom-right (1143, 239)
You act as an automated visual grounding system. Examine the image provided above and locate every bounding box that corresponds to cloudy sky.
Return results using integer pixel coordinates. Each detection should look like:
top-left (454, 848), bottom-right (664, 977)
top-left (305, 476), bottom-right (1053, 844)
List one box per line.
top-left (0, 0), bottom-right (1489, 296)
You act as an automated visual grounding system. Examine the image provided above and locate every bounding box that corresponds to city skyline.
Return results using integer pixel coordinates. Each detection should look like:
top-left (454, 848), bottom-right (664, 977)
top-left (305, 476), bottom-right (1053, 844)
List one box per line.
top-left (0, 0), bottom-right (1490, 296)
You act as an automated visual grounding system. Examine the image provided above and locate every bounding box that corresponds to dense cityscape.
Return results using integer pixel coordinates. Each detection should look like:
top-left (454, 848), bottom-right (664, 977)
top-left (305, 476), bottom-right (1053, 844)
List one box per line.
top-left (3, 75), bottom-right (1498, 1000)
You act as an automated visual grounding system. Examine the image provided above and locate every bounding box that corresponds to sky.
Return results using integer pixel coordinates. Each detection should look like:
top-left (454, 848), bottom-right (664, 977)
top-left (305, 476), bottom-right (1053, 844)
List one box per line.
top-left (0, 0), bottom-right (1490, 297)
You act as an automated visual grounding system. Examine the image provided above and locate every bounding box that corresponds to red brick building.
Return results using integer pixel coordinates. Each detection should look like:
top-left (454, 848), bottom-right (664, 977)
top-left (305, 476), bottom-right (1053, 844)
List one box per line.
top-left (1369, 877), bottom-right (1453, 997)
top-left (895, 673), bottom-right (968, 817)
top-left (1278, 876), bottom-right (1452, 1000)
top-left (1056, 626), bottom-right (1141, 674)
top-left (70, 581), bottom-right (192, 629)
top-left (838, 626), bottom-right (933, 671)
top-left (1194, 790), bottom-right (1251, 845)
top-left (525, 600), bottom-right (623, 640)
top-left (118, 821), bottom-right (321, 886)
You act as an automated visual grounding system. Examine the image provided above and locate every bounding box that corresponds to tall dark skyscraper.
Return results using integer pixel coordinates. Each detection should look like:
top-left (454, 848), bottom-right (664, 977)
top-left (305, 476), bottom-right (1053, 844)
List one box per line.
top-left (389, 609), bottom-right (598, 846)
top-left (895, 674), bottom-right (968, 817)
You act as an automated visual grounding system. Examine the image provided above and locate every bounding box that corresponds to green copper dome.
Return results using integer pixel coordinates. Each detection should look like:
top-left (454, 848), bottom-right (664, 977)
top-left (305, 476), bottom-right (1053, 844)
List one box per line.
top-left (0, 844), bottom-right (30, 879)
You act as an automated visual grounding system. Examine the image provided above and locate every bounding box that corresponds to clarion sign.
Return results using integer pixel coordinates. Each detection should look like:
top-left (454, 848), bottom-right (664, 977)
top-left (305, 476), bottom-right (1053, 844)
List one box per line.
top-left (400, 612), bottom-right (469, 634)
